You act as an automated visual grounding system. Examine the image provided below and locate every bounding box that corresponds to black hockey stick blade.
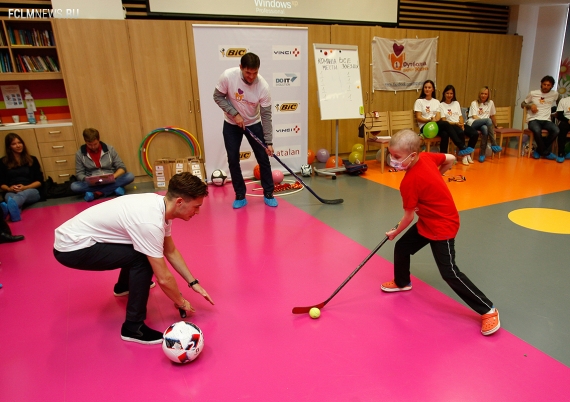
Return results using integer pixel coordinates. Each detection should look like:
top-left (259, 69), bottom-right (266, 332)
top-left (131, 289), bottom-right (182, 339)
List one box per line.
top-left (292, 223), bottom-right (399, 314)
top-left (244, 128), bottom-right (343, 205)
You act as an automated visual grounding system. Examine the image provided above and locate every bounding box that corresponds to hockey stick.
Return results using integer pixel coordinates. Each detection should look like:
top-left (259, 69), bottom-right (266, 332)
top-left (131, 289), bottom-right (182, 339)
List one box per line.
top-left (292, 223), bottom-right (399, 314)
top-left (244, 128), bottom-right (343, 205)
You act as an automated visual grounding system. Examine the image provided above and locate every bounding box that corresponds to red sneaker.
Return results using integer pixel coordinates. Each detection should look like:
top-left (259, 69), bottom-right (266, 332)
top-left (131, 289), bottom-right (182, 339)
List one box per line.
top-left (481, 309), bottom-right (500, 336)
top-left (381, 280), bottom-right (412, 292)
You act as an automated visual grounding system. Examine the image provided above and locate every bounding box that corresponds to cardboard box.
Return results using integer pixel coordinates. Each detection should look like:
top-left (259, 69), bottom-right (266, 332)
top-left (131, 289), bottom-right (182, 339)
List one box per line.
top-left (153, 158), bottom-right (171, 189)
top-left (173, 158), bottom-right (187, 175)
top-left (187, 157), bottom-right (206, 182)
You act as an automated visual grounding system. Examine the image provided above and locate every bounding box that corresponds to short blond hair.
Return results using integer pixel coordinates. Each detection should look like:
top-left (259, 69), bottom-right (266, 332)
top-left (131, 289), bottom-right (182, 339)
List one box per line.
top-left (390, 129), bottom-right (421, 153)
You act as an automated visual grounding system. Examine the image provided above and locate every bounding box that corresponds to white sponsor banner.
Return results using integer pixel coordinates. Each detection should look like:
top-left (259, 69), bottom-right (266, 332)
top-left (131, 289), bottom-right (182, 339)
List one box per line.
top-left (272, 45), bottom-right (302, 60)
top-left (372, 37), bottom-right (438, 91)
top-left (274, 122), bottom-right (302, 138)
top-left (193, 25), bottom-right (308, 182)
top-left (273, 72), bottom-right (300, 87)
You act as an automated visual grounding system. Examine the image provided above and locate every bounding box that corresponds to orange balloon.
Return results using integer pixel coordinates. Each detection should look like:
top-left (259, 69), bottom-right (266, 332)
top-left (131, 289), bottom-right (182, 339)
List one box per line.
top-left (325, 156), bottom-right (338, 168)
top-left (307, 149), bottom-right (315, 164)
top-left (253, 164), bottom-right (261, 180)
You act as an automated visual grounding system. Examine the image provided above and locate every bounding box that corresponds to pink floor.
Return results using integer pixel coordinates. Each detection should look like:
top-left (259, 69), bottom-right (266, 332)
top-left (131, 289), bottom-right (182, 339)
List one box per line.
top-left (1, 185), bottom-right (570, 401)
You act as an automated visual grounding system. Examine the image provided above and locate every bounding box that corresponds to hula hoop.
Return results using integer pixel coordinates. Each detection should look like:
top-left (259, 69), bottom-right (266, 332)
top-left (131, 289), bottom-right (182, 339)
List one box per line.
top-left (139, 127), bottom-right (202, 177)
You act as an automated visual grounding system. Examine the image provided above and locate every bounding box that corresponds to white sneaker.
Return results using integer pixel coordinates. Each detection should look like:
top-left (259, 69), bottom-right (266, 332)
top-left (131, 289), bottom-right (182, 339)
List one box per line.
top-left (462, 156), bottom-right (469, 166)
top-left (467, 155), bottom-right (474, 164)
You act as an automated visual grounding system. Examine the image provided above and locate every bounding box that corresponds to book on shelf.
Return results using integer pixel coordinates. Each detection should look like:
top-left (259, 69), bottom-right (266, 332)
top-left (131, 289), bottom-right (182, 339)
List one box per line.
top-left (7, 26), bottom-right (56, 47)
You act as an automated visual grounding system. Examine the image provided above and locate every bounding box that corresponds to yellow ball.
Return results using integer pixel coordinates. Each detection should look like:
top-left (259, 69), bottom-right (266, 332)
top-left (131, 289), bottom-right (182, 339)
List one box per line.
top-left (133, 186), bottom-right (137, 190)
top-left (309, 307), bottom-right (321, 319)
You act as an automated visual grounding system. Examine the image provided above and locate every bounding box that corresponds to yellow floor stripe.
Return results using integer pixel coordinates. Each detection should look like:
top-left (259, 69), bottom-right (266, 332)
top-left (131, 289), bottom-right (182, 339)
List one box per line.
top-left (508, 208), bottom-right (570, 234)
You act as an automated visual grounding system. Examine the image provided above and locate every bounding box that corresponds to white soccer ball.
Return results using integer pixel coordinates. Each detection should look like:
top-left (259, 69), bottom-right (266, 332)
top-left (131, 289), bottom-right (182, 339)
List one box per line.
top-left (211, 169), bottom-right (227, 186)
top-left (300, 164), bottom-right (312, 177)
top-left (162, 321), bottom-right (204, 364)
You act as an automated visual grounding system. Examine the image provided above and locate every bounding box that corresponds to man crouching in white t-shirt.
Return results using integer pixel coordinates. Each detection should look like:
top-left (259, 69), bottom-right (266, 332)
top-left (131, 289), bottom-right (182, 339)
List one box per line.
top-left (213, 52), bottom-right (277, 209)
top-left (53, 172), bottom-right (214, 345)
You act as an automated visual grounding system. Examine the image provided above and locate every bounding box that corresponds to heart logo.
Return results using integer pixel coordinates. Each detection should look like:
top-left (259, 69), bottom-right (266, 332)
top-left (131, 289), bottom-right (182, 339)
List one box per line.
top-left (393, 43), bottom-right (404, 56)
top-left (238, 89), bottom-right (244, 94)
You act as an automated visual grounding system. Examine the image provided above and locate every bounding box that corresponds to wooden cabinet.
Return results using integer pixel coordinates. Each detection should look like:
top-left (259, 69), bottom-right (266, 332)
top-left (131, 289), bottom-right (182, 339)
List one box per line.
top-left (0, 123), bottom-right (75, 184)
top-left (53, 19), bottom-right (144, 176)
top-left (0, 18), bottom-right (62, 80)
top-left (35, 125), bottom-right (76, 183)
top-left (127, 20), bottom-right (200, 164)
top-left (0, 128), bottom-right (41, 166)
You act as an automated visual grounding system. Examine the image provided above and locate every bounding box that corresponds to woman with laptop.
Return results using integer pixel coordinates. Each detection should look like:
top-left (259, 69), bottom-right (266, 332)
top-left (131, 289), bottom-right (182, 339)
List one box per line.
top-left (0, 133), bottom-right (44, 222)
top-left (71, 128), bottom-right (135, 202)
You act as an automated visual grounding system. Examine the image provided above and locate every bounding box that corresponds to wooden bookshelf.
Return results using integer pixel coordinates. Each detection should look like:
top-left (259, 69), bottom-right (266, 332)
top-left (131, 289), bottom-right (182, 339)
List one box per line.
top-left (0, 18), bottom-right (62, 79)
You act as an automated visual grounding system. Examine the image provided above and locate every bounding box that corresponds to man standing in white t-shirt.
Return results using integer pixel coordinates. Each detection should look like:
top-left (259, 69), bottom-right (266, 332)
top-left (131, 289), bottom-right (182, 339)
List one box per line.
top-left (213, 52), bottom-right (277, 209)
top-left (53, 173), bottom-right (214, 345)
top-left (521, 75), bottom-right (560, 159)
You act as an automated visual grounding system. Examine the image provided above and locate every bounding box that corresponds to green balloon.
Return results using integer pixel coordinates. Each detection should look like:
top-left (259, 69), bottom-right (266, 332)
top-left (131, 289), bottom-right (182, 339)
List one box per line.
top-left (423, 122), bottom-right (439, 139)
top-left (349, 151), bottom-right (363, 164)
top-left (352, 143), bottom-right (364, 154)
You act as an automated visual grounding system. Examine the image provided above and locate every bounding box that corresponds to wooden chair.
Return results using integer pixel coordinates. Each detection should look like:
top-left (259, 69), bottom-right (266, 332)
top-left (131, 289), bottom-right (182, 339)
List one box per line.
top-left (408, 110), bottom-right (441, 152)
top-left (494, 106), bottom-right (523, 158)
top-left (362, 111), bottom-right (391, 173)
top-left (522, 107), bottom-right (550, 158)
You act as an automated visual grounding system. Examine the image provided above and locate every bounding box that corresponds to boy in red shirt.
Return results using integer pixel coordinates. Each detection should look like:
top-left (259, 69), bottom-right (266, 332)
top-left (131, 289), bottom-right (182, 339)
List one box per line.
top-left (381, 129), bottom-right (500, 336)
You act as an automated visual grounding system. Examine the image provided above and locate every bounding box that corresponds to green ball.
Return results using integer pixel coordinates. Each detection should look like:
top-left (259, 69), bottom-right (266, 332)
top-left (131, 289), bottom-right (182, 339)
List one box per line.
top-left (423, 122), bottom-right (439, 139)
top-left (565, 141), bottom-right (570, 155)
top-left (309, 307), bottom-right (321, 319)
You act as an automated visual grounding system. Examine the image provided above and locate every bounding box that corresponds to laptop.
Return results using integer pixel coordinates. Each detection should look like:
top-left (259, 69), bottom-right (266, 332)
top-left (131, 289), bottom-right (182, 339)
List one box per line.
top-left (85, 173), bottom-right (115, 186)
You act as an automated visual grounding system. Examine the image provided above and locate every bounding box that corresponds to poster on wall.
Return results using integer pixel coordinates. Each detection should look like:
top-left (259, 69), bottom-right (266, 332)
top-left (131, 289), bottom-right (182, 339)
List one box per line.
top-left (192, 25), bottom-right (308, 182)
top-left (372, 37), bottom-right (438, 91)
top-left (1, 85), bottom-right (24, 109)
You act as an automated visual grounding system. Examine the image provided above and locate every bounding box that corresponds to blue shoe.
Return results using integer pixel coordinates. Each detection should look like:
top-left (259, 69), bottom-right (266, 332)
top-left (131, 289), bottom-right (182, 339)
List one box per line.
top-left (557, 156), bottom-right (564, 163)
top-left (566, 152), bottom-right (570, 160)
top-left (114, 187), bottom-right (125, 196)
top-left (264, 196), bottom-right (278, 207)
top-left (232, 199), bottom-right (248, 209)
top-left (491, 145), bottom-right (502, 153)
top-left (544, 153), bottom-right (557, 160)
top-left (478, 155), bottom-right (485, 163)
top-left (458, 148), bottom-right (471, 156)
top-left (84, 192), bottom-right (95, 202)
top-left (532, 151), bottom-right (540, 159)
top-left (0, 202), bottom-right (7, 219)
top-left (7, 198), bottom-right (21, 222)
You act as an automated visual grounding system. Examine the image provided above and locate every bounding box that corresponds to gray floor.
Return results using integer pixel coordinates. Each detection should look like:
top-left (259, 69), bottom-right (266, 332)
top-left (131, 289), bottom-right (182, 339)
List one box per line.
top-left (280, 172), bottom-right (570, 367)
top-left (31, 171), bottom-right (570, 367)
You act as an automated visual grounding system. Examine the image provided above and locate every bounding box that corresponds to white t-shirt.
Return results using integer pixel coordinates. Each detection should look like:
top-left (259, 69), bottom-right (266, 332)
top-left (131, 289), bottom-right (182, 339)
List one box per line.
top-left (524, 89), bottom-right (558, 122)
top-left (556, 96), bottom-right (570, 119)
top-left (467, 100), bottom-right (496, 125)
top-left (414, 98), bottom-right (441, 129)
top-left (439, 101), bottom-right (463, 124)
top-left (215, 66), bottom-right (271, 126)
top-left (54, 193), bottom-right (172, 258)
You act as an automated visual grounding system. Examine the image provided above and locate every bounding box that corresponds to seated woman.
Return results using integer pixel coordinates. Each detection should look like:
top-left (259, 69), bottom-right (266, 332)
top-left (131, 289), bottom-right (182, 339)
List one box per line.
top-left (0, 133), bottom-right (44, 222)
top-left (414, 80), bottom-right (471, 155)
top-left (439, 84), bottom-right (478, 165)
top-left (466, 86), bottom-right (502, 163)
